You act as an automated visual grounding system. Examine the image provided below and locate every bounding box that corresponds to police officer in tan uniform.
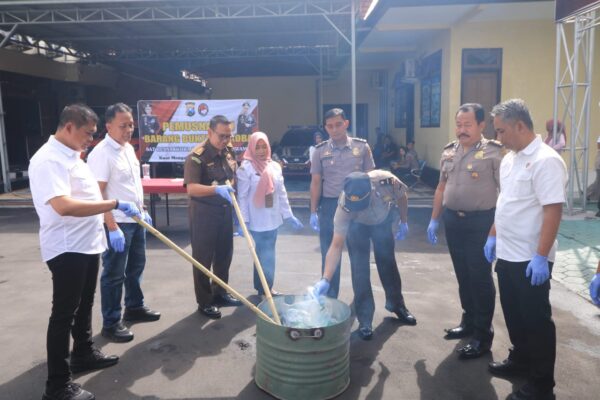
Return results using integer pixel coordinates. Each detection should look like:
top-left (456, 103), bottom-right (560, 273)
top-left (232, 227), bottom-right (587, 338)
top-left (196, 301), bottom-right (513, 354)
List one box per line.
top-left (427, 103), bottom-right (503, 359)
top-left (311, 170), bottom-right (416, 340)
top-left (310, 108), bottom-right (375, 298)
top-left (183, 115), bottom-right (241, 319)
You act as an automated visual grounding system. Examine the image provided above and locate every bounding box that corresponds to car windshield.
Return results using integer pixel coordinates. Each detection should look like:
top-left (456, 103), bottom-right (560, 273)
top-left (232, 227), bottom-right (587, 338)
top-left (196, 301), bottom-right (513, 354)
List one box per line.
top-left (280, 129), bottom-right (319, 147)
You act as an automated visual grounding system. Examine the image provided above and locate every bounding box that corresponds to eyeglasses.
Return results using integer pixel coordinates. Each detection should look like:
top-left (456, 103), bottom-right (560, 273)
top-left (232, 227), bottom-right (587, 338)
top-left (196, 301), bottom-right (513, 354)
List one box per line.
top-left (215, 133), bottom-right (232, 142)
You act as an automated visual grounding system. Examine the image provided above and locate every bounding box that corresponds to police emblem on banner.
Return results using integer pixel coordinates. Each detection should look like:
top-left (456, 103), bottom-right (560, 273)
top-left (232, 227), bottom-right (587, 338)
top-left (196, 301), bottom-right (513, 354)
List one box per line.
top-left (198, 103), bottom-right (209, 116)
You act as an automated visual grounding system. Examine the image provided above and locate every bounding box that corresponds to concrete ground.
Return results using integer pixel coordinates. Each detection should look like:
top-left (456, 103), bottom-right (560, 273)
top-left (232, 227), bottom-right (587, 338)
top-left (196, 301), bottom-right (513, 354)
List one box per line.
top-left (1, 201), bottom-right (600, 400)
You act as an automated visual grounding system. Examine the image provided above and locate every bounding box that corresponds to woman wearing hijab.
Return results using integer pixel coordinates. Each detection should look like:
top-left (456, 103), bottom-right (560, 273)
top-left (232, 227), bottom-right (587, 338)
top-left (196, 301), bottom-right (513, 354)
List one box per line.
top-left (544, 119), bottom-right (566, 152)
top-left (236, 132), bottom-right (304, 297)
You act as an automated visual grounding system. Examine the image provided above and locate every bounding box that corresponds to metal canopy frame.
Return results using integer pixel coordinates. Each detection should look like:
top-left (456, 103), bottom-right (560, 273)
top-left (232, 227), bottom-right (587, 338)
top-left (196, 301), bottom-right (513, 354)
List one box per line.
top-left (0, 1), bottom-right (354, 76)
top-left (553, 4), bottom-right (600, 215)
top-left (0, 0), bottom-right (362, 193)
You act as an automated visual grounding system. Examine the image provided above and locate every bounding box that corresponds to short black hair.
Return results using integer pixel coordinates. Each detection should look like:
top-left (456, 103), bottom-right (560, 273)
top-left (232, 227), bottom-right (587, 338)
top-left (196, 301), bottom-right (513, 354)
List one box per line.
top-left (209, 115), bottom-right (231, 131)
top-left (242, 101), bottom-right (250, 107)
top-left (105, 103), bottom-right (132, 123)
top-left (58, 103), bottom-right (98, 129)
top-left (323, 108), bottom-right (347, 124)
top-left (456, 103), bottom-right (485, 124)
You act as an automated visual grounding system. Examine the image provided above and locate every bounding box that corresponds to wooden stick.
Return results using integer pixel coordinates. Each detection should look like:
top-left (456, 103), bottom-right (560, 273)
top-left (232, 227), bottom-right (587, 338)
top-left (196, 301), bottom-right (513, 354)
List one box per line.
top-left (227, 180), bottom-right (282, 325)
top-left (132, 216), bottom-right (276, 325)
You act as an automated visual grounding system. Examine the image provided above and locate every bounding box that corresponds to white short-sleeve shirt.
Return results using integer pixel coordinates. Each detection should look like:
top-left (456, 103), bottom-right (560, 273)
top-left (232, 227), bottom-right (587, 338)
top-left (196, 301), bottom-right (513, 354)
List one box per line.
top-left (495, 135), bottom-right (567, 262)
top-left (28, 135), bottom-right (107, 262)
top-left (87, 135), bottom-right (144, 223)
top-left (235, 160), bottom-right (293, 232)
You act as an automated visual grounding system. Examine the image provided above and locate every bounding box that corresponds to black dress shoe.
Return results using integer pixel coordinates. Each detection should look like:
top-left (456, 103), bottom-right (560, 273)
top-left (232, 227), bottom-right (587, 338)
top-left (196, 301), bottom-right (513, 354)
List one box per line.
top-left (123, 306), bottom-right (161, 322)
top-left (489, 357), bottom-right (528, 377)
top-left (508, 383), bottom-right (555, 400)
top-left (357, 326), bottom-right (373, 341)
top-left (444, 324), bottom-right (473, 340)
top-left (199, 304), bottom-right (222, 319)
top-left (213, 293), bottom-right (242, 307)
top-left (101, 321), bottom-right (133, 343)
top-left (70, 348), bottom-right (119, 374)
top-left (389, 305), bottom-right (417, 325)
top-left (42, 383), bottom-right (95, 400)
top-left (457, 339), bottom-right (491, 359)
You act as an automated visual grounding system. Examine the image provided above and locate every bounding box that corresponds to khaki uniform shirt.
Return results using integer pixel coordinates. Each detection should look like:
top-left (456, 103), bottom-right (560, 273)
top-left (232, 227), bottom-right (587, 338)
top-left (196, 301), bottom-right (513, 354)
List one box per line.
top-left (333, 170), bottom-right (407, 235)
top-left (183, 140), bottom-right (237, 206)
top-left (440, 138), bottom-right (503, 211)
top-left (310, 136), bottom-right (375, 198)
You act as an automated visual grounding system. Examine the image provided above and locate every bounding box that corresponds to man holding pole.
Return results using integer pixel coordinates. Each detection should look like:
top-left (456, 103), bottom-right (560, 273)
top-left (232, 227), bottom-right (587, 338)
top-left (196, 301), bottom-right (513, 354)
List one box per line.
top-left (29, 104), bottom-right (141, 400)
top-left (183, 115), bottom-right (241, 319)
top-left (87, 103), bottom-right (160, 343)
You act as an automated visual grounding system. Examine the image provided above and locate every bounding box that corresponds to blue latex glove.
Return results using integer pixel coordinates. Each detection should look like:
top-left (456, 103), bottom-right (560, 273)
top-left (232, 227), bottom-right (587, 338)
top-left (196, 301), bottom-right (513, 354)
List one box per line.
top-left (309, 278), bottom-right (330, 302)
top-left (590, 273), bottom-right (600, 306)
top-left (525, 254), bottom-right (550, 286)
top-left (310, 212), bottom-right (320, 232)
top-left (117, 200), bottom-right (141, 219)
top-left (236, 224), bottom-right (245, 237)
top-left (427, 219), bottom-right (439, 245)
top-left (215, 185), bottom-right (235, 204)
top-left (484, 236), bottom-right (496, 263)
top-left (142, 211), bottom-right (153, 226)
top-left (108, 228), bottom-right (125, 252)
top-left (395, 222), bottom-right (409, 240)
top-left (286, 216), bottom-right (304, 230)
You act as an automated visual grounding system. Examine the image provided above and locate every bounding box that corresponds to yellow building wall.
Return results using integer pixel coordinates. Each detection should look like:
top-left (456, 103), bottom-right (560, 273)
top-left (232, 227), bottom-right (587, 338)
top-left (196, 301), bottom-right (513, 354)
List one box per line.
top-left (391, 17), bottom-right (600, 171)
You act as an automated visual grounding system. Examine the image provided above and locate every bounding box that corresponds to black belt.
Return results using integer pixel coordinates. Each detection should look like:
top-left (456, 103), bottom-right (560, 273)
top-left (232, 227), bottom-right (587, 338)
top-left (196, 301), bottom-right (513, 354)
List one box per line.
top-left (446, 208), bottom-right (495, 217)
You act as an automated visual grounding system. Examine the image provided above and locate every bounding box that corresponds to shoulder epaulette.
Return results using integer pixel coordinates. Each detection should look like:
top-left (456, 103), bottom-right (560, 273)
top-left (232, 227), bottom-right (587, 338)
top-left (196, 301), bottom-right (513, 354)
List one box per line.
top-left (444, 140), bottom-right (457, 149)
top-left (192, 142), bottom-right (205, 156)
top-left (315, 141), bottom-right (327, 148)
top-left (488, 139), bottom-right (503, 147)
top-left (351, 137), bottom-right (367, 143)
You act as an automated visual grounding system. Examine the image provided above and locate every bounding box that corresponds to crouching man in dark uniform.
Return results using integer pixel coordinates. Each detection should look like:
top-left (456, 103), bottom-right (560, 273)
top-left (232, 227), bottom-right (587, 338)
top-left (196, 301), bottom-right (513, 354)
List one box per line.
top-left (183, 115), bottom-right (242, 319)
top-left (311, 170), bottom-right (416, 340)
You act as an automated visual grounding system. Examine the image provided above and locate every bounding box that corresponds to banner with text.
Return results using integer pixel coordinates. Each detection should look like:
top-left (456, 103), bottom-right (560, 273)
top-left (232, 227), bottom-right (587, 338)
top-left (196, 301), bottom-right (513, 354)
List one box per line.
top-left (137, 99), bottom-right (258, 163)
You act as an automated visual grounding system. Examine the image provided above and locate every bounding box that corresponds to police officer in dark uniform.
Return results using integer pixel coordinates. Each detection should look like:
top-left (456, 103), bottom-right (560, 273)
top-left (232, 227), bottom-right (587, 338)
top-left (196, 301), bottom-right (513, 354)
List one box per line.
top-left (310, 108), bottom-right (375, 298)
top-left (183, 115), bottom-right (242, 319)
top-left (140, 102), bottom-right (160, 135)
top-left (237, 101), bottom-right (256, 135)
top-left (427, 103), bottom-right (504, 359)
top-left (311, 170), bottom-right (416, 340)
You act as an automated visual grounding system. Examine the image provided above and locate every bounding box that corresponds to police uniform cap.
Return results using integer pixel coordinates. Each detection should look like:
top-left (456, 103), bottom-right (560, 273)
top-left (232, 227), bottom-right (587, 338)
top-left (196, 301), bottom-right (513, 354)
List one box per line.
top-left (343, 172), bottom-right (372, 212)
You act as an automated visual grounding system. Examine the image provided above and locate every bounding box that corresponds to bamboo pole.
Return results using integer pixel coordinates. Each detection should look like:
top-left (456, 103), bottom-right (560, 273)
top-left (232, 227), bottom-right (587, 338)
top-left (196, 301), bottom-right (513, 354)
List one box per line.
top-left (132, 216), bottom-right (276, 325)
top-left (227, 181), bottom-right (282, 325)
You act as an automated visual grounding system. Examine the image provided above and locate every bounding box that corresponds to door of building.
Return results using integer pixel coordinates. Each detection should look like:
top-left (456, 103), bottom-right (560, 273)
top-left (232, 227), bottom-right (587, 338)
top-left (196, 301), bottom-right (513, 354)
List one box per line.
top-left (461, 49), bottom-right (502, 139)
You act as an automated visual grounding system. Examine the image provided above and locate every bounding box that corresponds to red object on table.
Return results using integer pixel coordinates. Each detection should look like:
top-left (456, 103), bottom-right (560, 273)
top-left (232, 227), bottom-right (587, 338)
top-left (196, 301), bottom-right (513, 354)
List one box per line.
top-left (141, 178), bottom-right (186, 194)
top-left (141, 178), bottom-right (187, 226)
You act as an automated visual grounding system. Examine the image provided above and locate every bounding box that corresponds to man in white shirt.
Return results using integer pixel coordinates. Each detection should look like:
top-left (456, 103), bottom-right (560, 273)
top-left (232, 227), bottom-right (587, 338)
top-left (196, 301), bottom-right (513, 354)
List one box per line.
top-left (29, 104), bottom-right (141, 400)
top-left (87, 103), bottom-right (159, 343)
top-left (484, 99), bottom-right (566, 400)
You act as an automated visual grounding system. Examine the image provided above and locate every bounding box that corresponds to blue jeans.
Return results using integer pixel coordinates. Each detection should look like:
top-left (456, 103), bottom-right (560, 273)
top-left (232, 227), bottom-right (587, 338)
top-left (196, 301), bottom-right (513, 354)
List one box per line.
top-left (101, 223), bottom-right (146, 328)
top-left (249, 229), bottom-right (278, 295)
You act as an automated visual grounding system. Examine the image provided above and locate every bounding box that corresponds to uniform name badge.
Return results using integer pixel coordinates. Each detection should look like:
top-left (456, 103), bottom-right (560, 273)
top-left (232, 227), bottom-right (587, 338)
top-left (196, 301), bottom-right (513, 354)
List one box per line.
top-left (265, 193), bottom-right (274, 208)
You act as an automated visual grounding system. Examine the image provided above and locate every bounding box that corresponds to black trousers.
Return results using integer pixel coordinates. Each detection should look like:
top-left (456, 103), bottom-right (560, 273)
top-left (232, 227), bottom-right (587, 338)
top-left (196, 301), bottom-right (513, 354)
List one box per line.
top-left (496, 259), bottom-right (556, 391)
top-left (318, 197), bottom-right (343, 298)
top-left (45, 252), bottom-right (99, 392)
top-left (189, 202), bottom-right (233, 306)
top-left (346, 211), bottom-right (405, 329)
top-left (443, 208), bottom-right (496, 342)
